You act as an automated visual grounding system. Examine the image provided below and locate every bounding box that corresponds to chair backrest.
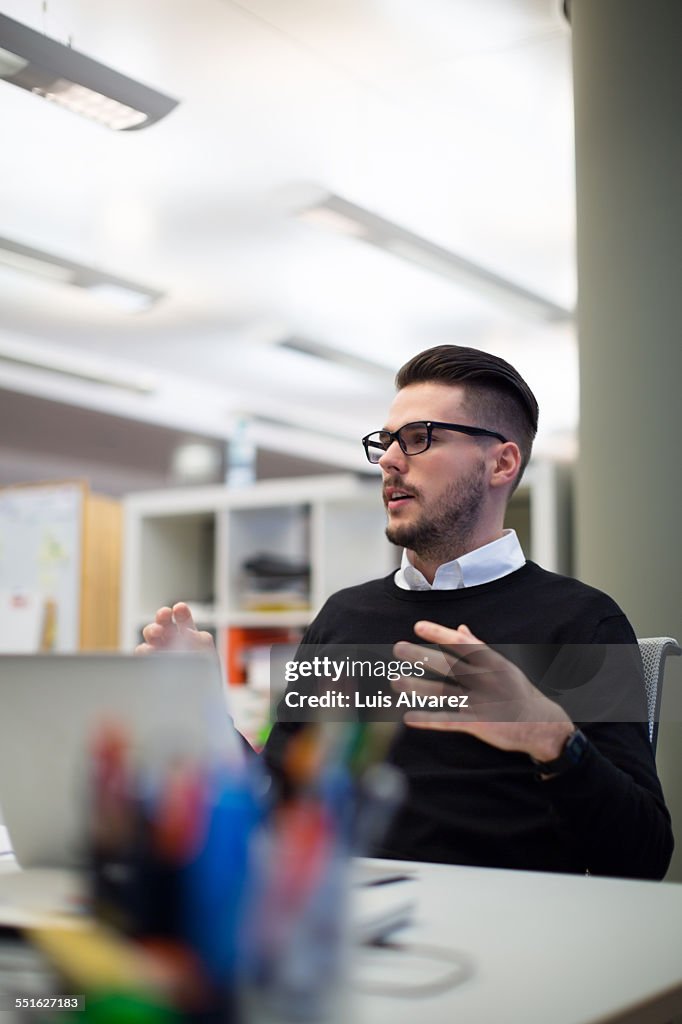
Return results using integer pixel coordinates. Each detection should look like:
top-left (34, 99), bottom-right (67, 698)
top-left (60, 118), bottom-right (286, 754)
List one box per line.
top-left (637, 637), bottom-right (681, 754)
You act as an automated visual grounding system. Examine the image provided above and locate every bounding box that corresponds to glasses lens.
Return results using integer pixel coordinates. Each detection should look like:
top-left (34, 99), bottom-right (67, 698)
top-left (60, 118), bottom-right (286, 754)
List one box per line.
top-left (364, 432), bottom-right (387, 463)
top-left (399, 422), bottom-right (430, 455)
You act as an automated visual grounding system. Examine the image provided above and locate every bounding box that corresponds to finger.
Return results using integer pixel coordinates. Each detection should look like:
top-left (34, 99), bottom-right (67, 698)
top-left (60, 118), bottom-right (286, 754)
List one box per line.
top-left (414, 621), bottom-right (508, 675)
top-left (413, 620), bottom-right (465, 644)
top-left (414, 619), bottom-right (478, 638)
top-left (142, 622), bottom-right (167, 644)
top-left (391, 674), bottom-right (453, 698)
top-left (172, 602), bottom-right (197, 631)
top-left (396, 637), bottom-right (489, 684)
top-left (413, 620), bottom-right (487, 656)
top-left (413, 621), bottom-right (487, 665)
top-left (168, 628), bottom-right (216, 653)
top-left (393, 641), bottom-right (456, 679)
top-left (196, 630), bottom-right (216, 651)
top-left (404, 711), bottom-right (480, 731)
top-left (155, 606), bottom-right (174, 626)
top-left (134, 642), bottom-right (156, 656)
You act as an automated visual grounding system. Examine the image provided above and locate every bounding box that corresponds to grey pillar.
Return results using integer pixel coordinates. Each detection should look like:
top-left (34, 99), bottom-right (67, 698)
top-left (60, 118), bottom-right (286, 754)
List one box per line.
top-left (570, 0), bottom-right (682, 879)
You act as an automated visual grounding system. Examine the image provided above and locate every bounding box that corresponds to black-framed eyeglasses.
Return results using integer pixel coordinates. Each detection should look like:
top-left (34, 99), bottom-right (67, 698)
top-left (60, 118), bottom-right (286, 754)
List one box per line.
top-left (361, 420), bottom-right (507, 464)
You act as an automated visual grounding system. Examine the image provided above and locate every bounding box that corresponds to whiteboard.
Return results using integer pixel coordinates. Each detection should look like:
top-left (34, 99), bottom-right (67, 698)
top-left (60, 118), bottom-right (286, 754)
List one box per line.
top-left (0, 483), bottom-right (83, 652)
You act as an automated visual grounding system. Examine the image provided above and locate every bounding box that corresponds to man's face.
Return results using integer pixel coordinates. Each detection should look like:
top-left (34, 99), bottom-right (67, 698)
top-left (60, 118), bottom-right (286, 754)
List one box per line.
top-left (378, 382), bottom-right (492, 558)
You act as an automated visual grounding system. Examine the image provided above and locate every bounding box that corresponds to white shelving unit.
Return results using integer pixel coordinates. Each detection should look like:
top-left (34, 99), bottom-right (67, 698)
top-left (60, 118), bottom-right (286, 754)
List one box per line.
top-left (120, 474), bottom-right (397, 653)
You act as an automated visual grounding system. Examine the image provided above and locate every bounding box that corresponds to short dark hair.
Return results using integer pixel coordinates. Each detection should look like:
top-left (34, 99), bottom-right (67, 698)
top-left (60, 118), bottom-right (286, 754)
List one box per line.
top-left (395, 345), bottom-right (539, 485)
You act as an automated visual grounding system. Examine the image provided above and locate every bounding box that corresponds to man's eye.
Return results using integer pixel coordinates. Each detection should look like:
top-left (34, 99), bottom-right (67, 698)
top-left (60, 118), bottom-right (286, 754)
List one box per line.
top-left (403, 432), bottom-right (427, 447)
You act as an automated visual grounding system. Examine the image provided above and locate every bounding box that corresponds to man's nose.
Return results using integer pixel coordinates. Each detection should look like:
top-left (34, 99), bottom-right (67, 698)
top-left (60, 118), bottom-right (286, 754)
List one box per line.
top-left (378, 438), bottom-right (408, 472)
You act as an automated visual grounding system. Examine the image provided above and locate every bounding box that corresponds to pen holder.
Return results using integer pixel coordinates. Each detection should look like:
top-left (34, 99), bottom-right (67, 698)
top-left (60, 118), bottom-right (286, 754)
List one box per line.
top-left (245, 799), bottom-right (351, 1023)
top-left (84, 726), bottom-right (385, 1022)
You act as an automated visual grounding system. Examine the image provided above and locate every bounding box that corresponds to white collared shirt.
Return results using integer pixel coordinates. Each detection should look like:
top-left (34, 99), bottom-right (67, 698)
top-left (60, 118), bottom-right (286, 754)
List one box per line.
top-left (394, 529), bottom-right (526, 591)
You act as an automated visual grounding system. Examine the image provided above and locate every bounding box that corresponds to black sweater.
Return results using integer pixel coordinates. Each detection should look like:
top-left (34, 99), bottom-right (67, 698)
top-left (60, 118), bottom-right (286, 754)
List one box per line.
top-left (263, 562), bottom-right (673, 879)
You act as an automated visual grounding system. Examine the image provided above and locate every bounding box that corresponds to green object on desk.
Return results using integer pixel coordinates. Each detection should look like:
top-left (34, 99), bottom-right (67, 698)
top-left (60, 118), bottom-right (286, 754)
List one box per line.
top-left (80, 992), bottom-right (181, 1024)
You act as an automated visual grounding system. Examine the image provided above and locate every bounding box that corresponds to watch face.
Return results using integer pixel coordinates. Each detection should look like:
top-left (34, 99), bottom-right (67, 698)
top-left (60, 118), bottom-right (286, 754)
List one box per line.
top-left (533, 729), bottom-right (588, 774)
top-left (565, 729), bottom-right (588, 766)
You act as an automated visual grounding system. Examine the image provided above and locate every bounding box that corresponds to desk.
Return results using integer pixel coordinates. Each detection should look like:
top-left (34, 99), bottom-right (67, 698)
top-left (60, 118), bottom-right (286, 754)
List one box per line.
top-left (357, 860), bottom-right (682, 1024)
top-left (2, 857), bottom-right (682, 1024)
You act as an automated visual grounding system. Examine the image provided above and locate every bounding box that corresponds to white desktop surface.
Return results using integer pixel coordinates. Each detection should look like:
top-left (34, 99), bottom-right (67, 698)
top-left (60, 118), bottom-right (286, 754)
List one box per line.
top-left (355, 859), bottom-right (682, 1024)
top-left (2, 856), bottom-right (681, 1024)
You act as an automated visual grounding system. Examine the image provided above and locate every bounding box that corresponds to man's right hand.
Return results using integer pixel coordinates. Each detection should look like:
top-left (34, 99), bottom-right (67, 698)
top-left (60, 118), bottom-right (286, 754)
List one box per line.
top-left (135, 602), bottom-right (216, 655)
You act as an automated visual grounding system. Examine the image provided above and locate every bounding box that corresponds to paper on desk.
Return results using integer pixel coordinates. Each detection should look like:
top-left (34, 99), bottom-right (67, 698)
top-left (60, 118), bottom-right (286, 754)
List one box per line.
top-left (0, 867), bottom-right (85, 925)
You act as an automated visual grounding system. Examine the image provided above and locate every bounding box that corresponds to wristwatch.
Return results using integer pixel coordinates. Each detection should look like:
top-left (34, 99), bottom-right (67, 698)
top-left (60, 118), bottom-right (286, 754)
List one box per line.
top-left (531, 728), bottom-right (589, 777)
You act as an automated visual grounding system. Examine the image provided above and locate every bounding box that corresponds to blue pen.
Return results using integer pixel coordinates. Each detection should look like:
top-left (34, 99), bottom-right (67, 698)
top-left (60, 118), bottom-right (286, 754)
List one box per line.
top-left (182, 761), bottom-right (262, 986)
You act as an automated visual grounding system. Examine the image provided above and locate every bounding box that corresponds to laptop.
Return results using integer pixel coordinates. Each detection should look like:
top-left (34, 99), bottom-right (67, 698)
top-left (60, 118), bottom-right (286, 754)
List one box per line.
top-left (0, 652), bottom-right (242, 917)
top-left (0, 654), bottom-right (415, 943)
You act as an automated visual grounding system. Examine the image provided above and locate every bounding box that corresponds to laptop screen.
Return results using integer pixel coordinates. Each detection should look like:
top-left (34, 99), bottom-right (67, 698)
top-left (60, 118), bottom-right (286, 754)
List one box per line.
top-left (0, 652), bottom-right (242, 868)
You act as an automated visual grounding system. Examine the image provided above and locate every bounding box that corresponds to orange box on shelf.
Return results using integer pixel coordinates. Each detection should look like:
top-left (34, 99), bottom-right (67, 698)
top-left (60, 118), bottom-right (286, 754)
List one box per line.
top-left (225, 626), bottom-right (302, 685)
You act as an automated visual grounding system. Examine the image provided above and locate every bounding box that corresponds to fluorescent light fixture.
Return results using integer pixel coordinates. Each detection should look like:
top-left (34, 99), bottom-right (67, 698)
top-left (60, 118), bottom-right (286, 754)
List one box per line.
top-left (0, 245), bottom-right (73, 283)
top-left (297, 192), bottom-right (573, 322)
top-left (0, 12), bottom-right (178, 130)
top-left (245, 411), bottom-right (341, 441)
top-left (0, 349), bottom-right (155, 395)
top-left (0, 235), bottom-right (164, 312)
top-left (296, 206), bottom-right (369, 239)
top-left (84, 283), bottom-right (157, 314)
top-left (278, 336), bottom-right (393, 377)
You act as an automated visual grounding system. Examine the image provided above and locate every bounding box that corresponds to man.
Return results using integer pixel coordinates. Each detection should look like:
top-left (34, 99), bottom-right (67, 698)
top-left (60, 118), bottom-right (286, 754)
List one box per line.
top-left (138, 345), bottom-right (673, 879)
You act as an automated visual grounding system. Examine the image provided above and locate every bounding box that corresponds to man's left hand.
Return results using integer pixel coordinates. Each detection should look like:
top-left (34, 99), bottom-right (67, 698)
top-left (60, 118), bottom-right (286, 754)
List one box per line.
top-left (393, 620), bottom-right (575, 763)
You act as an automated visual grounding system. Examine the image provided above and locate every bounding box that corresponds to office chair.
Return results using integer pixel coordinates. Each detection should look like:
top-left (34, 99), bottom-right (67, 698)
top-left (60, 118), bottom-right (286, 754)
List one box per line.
top-left (637, 637), bottom-right (681, 754)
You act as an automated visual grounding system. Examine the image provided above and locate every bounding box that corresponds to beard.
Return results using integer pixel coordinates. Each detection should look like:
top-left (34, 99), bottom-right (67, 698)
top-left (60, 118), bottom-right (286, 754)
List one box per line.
top-left (384, 459), bottom-right (487, 563)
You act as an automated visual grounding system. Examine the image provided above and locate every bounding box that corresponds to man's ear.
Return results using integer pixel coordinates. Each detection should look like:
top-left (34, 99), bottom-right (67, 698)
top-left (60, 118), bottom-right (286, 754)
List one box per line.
top-left (489, 441), bottom-right (522, 491)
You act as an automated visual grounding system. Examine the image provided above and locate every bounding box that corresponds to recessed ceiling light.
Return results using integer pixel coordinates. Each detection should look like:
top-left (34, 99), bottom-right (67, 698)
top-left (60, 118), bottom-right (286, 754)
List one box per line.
top-left (0, 12), bottom-right (178, 131)
top-left (172, 442), bottom-right (224, 482)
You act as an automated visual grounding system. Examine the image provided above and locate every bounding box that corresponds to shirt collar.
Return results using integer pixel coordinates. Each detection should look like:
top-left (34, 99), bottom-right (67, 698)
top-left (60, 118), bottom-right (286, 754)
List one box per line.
top-left (394, 529), bottom-right (526, 591)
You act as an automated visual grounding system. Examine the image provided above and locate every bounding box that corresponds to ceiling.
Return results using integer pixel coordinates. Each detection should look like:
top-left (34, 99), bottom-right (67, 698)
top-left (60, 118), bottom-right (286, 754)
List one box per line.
top-left (0, 0), bottom-right (578, 482)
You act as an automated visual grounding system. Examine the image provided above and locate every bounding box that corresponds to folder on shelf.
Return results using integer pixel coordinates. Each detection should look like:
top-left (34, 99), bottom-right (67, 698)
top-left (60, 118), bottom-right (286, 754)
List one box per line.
top-left (226, 627), bottom-right (302, 685)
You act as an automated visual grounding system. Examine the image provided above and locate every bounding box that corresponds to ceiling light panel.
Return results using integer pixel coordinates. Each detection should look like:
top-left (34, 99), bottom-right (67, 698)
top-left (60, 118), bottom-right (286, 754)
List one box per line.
top-left (298, 192), bottom-right (573, 323)
top-left (0, 12), bottom-right (178, 130)
top-left (278, 336), bottom-right (393, 377)
top-left (0, 235), bottom-right (163, 312)
top-left (0, 349), bottom-right (155, 395)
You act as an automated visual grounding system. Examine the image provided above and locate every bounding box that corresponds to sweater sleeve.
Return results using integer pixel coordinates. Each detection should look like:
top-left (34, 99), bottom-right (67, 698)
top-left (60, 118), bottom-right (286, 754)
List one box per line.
top-left (542, 615), bottom-right (674, 879)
